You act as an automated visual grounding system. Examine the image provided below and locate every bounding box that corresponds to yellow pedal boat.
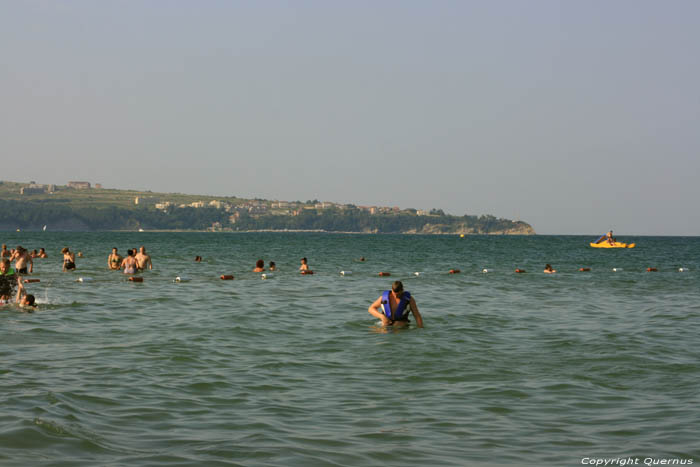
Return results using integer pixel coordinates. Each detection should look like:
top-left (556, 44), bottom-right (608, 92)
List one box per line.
top-left (590, 241), bottom-right (636, 249)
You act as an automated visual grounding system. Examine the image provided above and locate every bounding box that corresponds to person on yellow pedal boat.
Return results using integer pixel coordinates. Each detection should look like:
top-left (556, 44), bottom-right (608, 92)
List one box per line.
top-left (606, 230), bottom-right (615, 246)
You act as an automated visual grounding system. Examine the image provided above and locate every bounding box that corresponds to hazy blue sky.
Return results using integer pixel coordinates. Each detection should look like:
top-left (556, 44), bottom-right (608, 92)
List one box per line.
top-left (2, 1), bottom-right (699, 235)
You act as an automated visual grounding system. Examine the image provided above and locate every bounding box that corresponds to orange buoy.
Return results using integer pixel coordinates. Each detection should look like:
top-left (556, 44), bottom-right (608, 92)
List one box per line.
top-left (220, 275), bottom-right (234, 280)
top-left (128, 276), bottom-right (143, 282)
top-left (448, 269), bottom-right (461, 274)
top-left (515, 268), bottom-right (526, 273)
top-left (378, 272), bottom-right (391, 277)
top-left (301, 270), bottom-right (314, 275)
top-left (23, 278), bottom-right (40, 283)
top-left (579, 268), bottom-right (591, 272)
top-left (647, 267), bottom-right (658, 272)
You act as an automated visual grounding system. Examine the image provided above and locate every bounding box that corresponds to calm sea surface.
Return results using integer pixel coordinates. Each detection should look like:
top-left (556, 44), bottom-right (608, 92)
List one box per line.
top-left (1, 232), bottom-right (699, 466)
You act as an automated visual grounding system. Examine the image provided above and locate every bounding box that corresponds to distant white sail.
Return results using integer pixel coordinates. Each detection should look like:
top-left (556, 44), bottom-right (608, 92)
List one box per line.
top-left (43, 225), bottom-right (47, 231)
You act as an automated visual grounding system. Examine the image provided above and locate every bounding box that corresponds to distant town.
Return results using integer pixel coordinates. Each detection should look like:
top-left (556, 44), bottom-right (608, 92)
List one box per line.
top-left (2, 180), bottom-right (534, 234)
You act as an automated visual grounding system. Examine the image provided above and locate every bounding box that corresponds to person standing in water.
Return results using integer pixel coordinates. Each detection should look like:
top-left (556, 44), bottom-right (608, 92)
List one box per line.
top-left (108, 247), bottom-right (123, 270)
top-left (299, 257), bottom-right (309, 271)
top-left (135, 246), bottom-right (152, 271)
top-left (368, 280), bottom-right (423, 328)
top-left (253, 259), bottom-right (265, 272)
top-left (62, 247), bottom-right (76, 271)
top-left (120, 249), bottom-right (139, 274)
top-left (10, 246), bottom-right (33, 274)
top-left (0, 258), bottom-right (15, 277)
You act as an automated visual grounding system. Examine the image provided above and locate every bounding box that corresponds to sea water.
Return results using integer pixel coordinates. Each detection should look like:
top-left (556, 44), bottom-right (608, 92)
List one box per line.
top-left (1, 232), bottom-right (699, 466)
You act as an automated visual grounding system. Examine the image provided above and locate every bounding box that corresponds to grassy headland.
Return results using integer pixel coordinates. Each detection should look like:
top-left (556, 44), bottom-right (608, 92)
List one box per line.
top-left (0, 180), bottom-right (535, 234)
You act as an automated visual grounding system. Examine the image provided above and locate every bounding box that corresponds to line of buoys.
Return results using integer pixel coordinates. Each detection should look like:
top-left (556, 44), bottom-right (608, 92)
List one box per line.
top-left (378, 272), bottom-right (391, 277)
top-left (220, 275), bottom-right (234, 280)
top-left (340, 271), bottom-right (352, 276)
top-left (24, 278), bottom-right (40, 283)
top-left (76, 277), bottom-right (92, 282)
top-left (482, 269), bottom-right (493, 273)
top-left (579, 268), bottom-right (591, 272)
top-left (261, 273), bottom-right (273, 280)
top-left (301, 270), bottom-right (314, 275)
top-left (646, 267), bottom-right (658, 272)
top-left (515, 269), bottom-right (526, 273)
top-left (174, 276), bottom-right (190, 282)
top-left (128, 277), bottom-right (143, 282)
top-left (612, 268), bottom-right (623, 272)
top-left (448, 269), bottom-right (461, 274)
top-left (413, 272), bottom-right (421, 276)
top-left (679, 268), bottom-right (689, 272)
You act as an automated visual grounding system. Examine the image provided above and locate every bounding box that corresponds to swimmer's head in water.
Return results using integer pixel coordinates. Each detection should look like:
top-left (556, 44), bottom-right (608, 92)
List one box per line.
top-left (61, 247), bottom-right (69, 254)
top-left (22, 294), bottom-right (36, 307)
top-left (256, 259), bottom-right (264, 268)
top-left (391, 281), bottom-right (404, 294)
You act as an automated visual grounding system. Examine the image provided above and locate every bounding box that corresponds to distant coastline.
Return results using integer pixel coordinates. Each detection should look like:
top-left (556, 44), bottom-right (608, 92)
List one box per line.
top-left (0, 180), bottom-right (535, 235)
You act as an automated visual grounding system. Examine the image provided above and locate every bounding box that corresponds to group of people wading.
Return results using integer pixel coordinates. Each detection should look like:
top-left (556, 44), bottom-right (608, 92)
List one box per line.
top-left (107, 246), bottom-right (153, 274)
top-left (3, 243), bottom-right (423, 328)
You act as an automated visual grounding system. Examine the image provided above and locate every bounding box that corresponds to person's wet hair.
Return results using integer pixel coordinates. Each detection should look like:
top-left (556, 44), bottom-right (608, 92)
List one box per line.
top-left (392, 281), bottom-right (404, 293)
top-left (256, 259), bottom-right (264, 268)
top-left (0, 276), bottom-right (16, 298)
top-left (24, 294), bottom-right (36, 307)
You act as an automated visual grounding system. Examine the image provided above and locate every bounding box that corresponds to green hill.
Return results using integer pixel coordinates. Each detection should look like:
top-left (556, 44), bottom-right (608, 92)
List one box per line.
top-left (0, 180), bottom-right (535, 234)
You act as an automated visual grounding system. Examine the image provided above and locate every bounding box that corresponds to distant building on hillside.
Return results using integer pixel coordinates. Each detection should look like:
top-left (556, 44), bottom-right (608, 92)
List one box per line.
top-left (95, 183), bottom-right (103, 189)
top-left (20, 182), bottom-right (48, 195)
top-left (68, 181), bottom-right (91, 189)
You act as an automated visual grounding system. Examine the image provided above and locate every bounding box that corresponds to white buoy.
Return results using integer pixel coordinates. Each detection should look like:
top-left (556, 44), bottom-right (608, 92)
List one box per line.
top-left (76, 277), bottom-right (92, 283)
top-left (340, 271), bottom-right (352, 276)
top-left (482, 269), bottom-right (493, 273)
top-left (679, 268), bottom-right (688, 272)
top-left (261, 273), bottom-right (273, 280)
top-left (414, 272), bottom-right (421, 276)
top-left (612, 268), bottom-right (623, 272)
top-left (174, 276), bottom-right (190, 282)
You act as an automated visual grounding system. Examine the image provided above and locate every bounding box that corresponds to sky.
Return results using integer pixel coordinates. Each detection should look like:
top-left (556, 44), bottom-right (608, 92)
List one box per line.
top-left (2, 1), bottom-right (699, 235)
